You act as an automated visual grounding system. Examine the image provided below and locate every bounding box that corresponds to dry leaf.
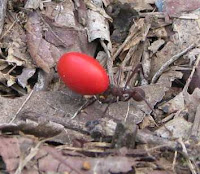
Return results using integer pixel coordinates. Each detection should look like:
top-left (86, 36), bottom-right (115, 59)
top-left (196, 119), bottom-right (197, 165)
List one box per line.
top-left (87, 7), bottom-right (112, 50)
top-left (156, 117), bottom-right (192, 139)
top-left (159, 92), bottom-right (185, 114)
top-left (17, 68), bottom-right (36, 88)
top-left (26, 12), bottom-right (59, 73)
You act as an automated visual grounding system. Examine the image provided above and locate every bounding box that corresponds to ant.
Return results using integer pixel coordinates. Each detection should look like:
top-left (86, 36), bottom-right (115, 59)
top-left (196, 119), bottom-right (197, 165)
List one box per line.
top-left (72, 63), bottom-right (154, 119)
top-left (97, 64), bottom-right (145, 103)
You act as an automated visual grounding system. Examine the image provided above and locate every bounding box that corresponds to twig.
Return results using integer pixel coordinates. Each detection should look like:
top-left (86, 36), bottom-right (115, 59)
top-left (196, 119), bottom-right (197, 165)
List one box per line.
top-left (190, 105), bottom-right (200, 139)
top-left (100, 39), bottom-right (114, 84)
top-left (71, 97), bottom-right (96, 119)
top-left (15, 139), bottom-right (44, 174)
top-left (9, 89), bottom-right (34, 123)
top-left (112, 30), bottom-right (138, 61)
top-left (137, 130), bottom-right (179, 149)
top-left (56, 145), bottom-right (105, 153)
top-left (178, 138), bottom-right (197, 174)
top-left (6, 64), bottom-right (17, 75)
top-left (124, 100), bottom-right (130, 122)
top-left (172, 150), bottom-right (178, 172)
top-left (20, 111), bottom-right (89, 135)
top-left (0, 0), bottom-right (7, 35)
top-left (142, 40), bottom-right (151, 80)
top-left (151, 43), bottom-right (197, 83)
top-left (121, 46), bottom-right (136, 68)
top-left (118, 46), bottom-right (137, 86)
top-left (139, 12), bottom-right (199, 20)
top-left (0, 20), bottom-right (16, 40)
top-left (183, 54), bottom-right (200, 93)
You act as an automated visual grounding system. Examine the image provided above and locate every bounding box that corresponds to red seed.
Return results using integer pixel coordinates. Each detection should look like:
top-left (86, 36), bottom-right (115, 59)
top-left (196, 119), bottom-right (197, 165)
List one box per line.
top-left (57, 52), bottom-right (109, 95)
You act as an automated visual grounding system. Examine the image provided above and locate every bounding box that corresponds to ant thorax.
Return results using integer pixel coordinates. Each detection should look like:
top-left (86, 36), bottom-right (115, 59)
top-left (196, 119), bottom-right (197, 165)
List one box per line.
top-left (97, 84), bottom-right (136, 103)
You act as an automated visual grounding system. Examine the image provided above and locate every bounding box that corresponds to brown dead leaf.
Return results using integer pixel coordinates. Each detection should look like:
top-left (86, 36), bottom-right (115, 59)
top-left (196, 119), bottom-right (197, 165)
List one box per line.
top-left (190, 104), bottom-right (200, 140)
top-left (150, 17), bottom-right (200, 82)
top-left (2, 15), bottom-right (33, 68)
top-left (172, 18), bottom-right (200, 46)
top-left (0, 117), bottom-right (64, 138)
top-left (157, 70), bottom-right (183, 88)
top-left (42, 1), bottom-right (96, 56)
top-left (26, 11), bottom-right (60, 73)
top-left (183, 55), bottom-right (200, 93)
top-left (159, 92), bottom-right (185, 114)
top-left (156, 117), bottom-right (192, 139)
top-left (150, 41), bottom-right (182, 79)
top-left (0, 135), bottom-right (137, 173)
top-left (25, 1), bottom-right (96, 74)
top-left (0, 89), bottom-right (82, 123)
top-left (0, 88), bottom-right (92, 144)
top-left (185, 88), bottom-right (200, 122)
top-left (178, 88), bottom-right (200, 140)
top-left (161, 0), bottom-right (200, 17)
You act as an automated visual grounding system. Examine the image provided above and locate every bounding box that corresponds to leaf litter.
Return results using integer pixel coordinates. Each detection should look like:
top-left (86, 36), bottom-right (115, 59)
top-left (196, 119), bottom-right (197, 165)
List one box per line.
top-left (0, 0), bottom-right (200, 173)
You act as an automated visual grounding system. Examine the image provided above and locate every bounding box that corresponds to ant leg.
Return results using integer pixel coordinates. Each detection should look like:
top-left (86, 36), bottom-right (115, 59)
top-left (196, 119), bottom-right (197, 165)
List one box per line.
top-left (101, 103), bottom-right (111, 117)
top-left (71, 97), bottom-right (96, 119)
top-left (124, 63), bottom-right (143, 90)
top-left (131, 88), bottom-right (159, 125)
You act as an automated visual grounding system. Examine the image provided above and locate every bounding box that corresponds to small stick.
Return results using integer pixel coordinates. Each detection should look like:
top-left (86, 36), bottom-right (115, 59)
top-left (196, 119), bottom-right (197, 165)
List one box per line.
top-left (172, 151), bottom-right (178, 172)
top-left (178, 138), bottom-right (197, 174)
top-left (139, 12), bottom-right (199, 20)
top-left (9, 89), bottom-right (34, 123)
top-left (0, 0), bottom-right (7, 35)
top-left (183, 54), bottom-right (200, 93)
top-left (151, 43), bottom-right (197, 83)
top-left (71, 97), bottom-right (96, 119)
top-left (124, 64), bottom-right (142, 89)
top-left (0, 21), bottom-right (16, 40)
top-left (121, 45), bottom-right (137, 69)
top-left (6, 64), bottom-right (17, 74)
top-left (100, 40), bottom-right (114, 84)
top-left (124, 100), bottom-right (130, 122)
top-left (15, 139), bottom-right (43, 174)
top-left (112, 19), bottom-right (144, 61)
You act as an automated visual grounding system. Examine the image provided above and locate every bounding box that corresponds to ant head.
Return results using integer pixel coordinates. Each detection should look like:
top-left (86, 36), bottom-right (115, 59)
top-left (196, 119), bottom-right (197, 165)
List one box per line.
top-left (131, 87), bottom-right (145, 101)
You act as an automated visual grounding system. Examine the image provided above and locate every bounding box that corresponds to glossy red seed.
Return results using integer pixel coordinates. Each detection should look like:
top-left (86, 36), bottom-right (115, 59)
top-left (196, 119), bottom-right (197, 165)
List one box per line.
top-left (57, 52), bottom-right (109, 95)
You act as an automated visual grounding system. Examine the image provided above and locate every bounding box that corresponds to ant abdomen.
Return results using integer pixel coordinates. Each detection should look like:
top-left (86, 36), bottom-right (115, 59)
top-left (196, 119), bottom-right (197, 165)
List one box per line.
top-left (131, 87), bottom-right (145, 102)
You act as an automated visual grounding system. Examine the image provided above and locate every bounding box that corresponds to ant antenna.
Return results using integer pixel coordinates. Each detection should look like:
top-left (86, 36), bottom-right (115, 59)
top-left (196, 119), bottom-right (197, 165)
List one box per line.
top-left (124, 63), bottom-right (143, 90)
